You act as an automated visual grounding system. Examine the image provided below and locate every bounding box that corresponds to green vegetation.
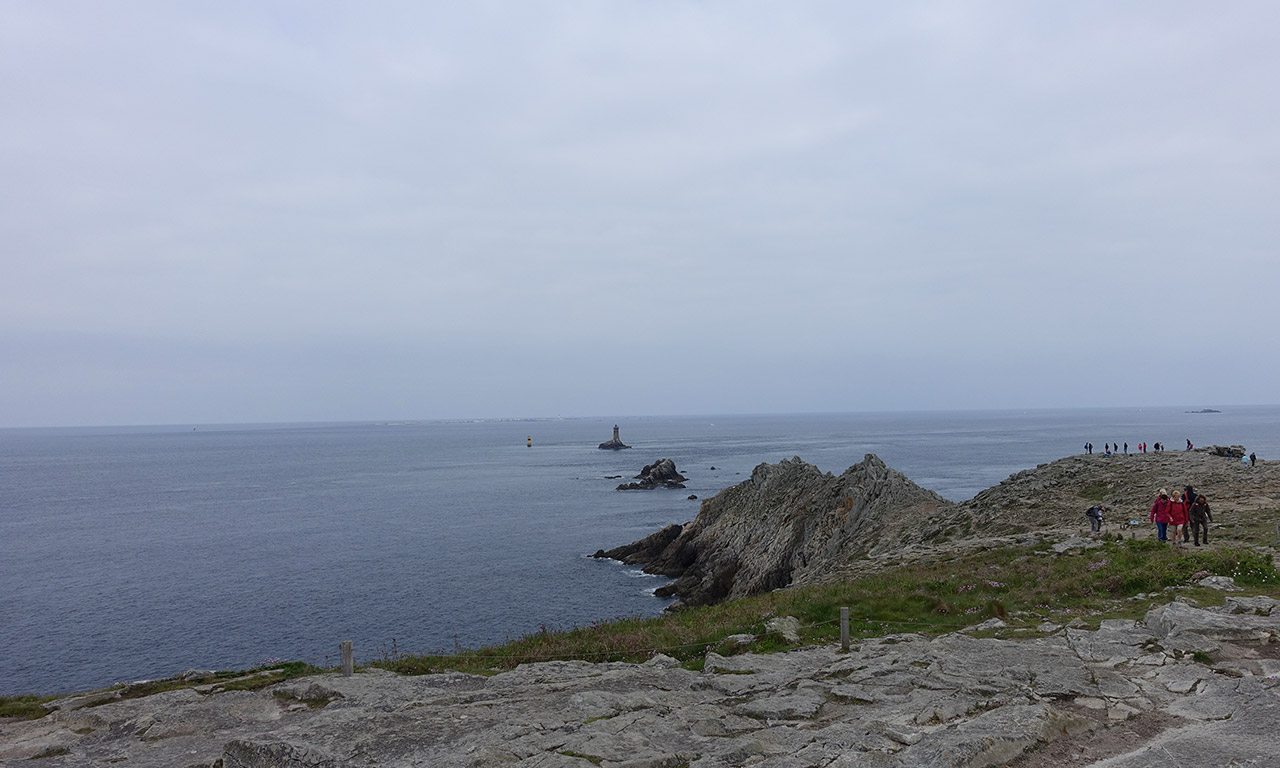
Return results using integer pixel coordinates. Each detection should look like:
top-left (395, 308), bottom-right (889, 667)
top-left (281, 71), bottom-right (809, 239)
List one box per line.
top-left (0, 695), bottom-right (57, 721)
top-left (1079, 483), bottom-right (1110, 502)
top-left (559, 750), bottom-right (604, 764)
top-left (0, 662), bottom-right (329, 718)
top-left (87, 661), bottom-right (326, 705)
top-left (373, 540), bottom-right (1278, 677)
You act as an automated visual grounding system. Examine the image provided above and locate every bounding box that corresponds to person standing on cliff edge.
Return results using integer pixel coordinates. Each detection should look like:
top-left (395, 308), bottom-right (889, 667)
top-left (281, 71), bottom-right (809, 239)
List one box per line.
top-left (1250, 452), bottom-right (1257, 467)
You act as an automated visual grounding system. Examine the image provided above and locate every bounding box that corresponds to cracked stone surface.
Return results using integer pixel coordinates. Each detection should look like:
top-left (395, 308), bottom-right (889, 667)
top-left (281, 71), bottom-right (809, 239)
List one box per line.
top-left (4, 597), bottom-right (1279, 767)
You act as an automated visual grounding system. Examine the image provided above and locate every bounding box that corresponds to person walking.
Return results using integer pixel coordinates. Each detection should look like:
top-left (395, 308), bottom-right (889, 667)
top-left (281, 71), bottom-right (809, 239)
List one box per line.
top-left (1183, 486), bottom-right (1198, 543)
top-left (1250, 452), bottom-right (1257, 467)
top-left (1085, 505), bottom-right (1104, 536)
top-left (1124, 442), bottom-right (1128, 454)
top-left (1189, 495), bottom-right (1212, 546)
top-left (1150, 490), bottom-right (1172, 542)
top-left (1168, 492), bottom-right (1189, 547)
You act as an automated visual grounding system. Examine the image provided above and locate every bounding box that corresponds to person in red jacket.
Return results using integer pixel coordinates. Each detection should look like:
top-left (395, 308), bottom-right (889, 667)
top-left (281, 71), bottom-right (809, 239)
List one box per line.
top-left (1149, 490), bottom-right (1172, 542)
top-left (1167, 492), bottom-right (1190, 547)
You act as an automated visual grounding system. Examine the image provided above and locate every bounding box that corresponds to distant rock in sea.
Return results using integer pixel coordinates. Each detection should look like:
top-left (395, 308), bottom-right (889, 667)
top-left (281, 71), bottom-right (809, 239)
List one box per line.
top-left (1187, 408), bottom-right (1222, 413)
top-left (598, 424), bottom-right (632, 450)
top-left (616, 458), bottom-right (687, 490)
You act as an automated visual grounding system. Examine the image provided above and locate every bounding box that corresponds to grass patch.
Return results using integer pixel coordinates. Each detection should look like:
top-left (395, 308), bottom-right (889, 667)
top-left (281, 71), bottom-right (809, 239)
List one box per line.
top-left (215, 662), bottom-right (325, 693)
top-left (29, 746), bottom-right (72, 759)
top-left (1191, 650), bottom-right (1215, 665)
top-left (0, 695), bottom-right (57, 720)
top-left (78, 661), bottom-right (328, 707)
top-left (1079, 483), bottom-right (1110, 502)
top-left (559, 750), bottom-right (603, 764)
top-left (273, 691), bottom-right (333, 709)
top-left (371, 541), bottom-right (1278, 678)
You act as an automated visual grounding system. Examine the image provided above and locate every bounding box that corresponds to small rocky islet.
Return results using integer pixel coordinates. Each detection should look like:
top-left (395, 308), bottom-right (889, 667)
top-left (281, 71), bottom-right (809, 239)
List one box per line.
top-left (3, 448), bottom-right (1278, 767)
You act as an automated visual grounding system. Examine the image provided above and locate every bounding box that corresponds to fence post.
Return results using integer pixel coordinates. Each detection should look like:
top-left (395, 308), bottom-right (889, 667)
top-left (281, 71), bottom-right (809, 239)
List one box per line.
top-left (840, 607), bottom-right (850, 652)
top-left (341, 641), bottom-right (353, 677)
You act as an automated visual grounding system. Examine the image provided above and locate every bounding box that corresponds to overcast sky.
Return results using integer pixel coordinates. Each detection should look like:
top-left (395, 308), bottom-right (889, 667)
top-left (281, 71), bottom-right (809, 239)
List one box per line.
top-left (2, 2), bottom-right (1276, 427)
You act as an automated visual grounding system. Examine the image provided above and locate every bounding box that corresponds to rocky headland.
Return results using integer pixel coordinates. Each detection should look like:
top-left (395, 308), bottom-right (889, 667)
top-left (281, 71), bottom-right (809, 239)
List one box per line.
top-left (5, 448), bottom-right (1277, 767)
top-left (599, 455), bottom-right (948, 608)
top-left (602, 448), bottom-right (1279, 607)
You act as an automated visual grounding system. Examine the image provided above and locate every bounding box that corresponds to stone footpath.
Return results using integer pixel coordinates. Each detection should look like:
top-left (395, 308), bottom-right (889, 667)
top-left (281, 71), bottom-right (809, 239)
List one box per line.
top-left (4, 593), bottom-right (1279, 767)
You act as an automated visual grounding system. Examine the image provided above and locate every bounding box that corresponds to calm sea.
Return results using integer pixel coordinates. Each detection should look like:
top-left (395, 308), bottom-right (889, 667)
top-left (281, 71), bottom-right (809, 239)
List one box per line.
top-left (2, 406), bottom-right (1278, 695)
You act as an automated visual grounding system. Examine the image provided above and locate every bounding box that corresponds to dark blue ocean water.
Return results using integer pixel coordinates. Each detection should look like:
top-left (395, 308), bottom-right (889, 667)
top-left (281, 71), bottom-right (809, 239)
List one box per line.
top-left (2, 406), bottom-right (1278, 695)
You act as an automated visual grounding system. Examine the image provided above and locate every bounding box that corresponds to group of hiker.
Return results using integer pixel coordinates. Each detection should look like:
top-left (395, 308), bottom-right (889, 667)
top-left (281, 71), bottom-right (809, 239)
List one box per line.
top-left (1084, 485), bottom-right (1215, 546)
top-left (1148, 486), bottom-right (1213, 546)
top-left (1083, 441), bottom-right (1169, 455)
top-left (1084, 441), bottom-right (1258, 467)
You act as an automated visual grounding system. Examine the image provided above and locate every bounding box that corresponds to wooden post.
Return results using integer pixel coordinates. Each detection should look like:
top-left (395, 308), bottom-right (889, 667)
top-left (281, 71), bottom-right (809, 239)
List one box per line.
top-left (341, 641), bottom-right (353, 677)
top-left (840, 607), bottom-right (850, 652)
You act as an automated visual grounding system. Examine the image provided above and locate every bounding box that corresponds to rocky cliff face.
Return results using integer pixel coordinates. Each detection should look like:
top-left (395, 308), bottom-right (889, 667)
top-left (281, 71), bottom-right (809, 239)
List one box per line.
top-left (604, 454), bottom-right (949, 608)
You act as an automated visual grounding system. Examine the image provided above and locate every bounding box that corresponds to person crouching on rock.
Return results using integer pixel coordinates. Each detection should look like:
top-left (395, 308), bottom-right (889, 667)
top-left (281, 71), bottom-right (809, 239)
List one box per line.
top-left (1149, 490), bottom-right (1172, 542)
top-left (1085, 505), bottom-right (1104, 536)
top-left (1167, 492), bottom-right (1190, 547)
top-left (1190, 495), bottom-right (1213, 546)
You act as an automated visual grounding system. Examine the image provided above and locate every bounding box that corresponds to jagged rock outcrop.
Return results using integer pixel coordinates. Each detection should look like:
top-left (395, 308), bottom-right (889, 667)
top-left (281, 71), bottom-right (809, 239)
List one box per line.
top-left (6, 596), bottom-right (1278, 767)
top-left (598, 424), bottom-right (631, 451)
top-left (601, 449), bottom-right (1278, 606)
top-left (593, 523), bottom-right (682, 563)
top-left (610, 454), bottom-right (949, 607)
top-left (616, 458), bottom-right (687, 490)
top-left (1207, 444), bottom-right (1246, 459)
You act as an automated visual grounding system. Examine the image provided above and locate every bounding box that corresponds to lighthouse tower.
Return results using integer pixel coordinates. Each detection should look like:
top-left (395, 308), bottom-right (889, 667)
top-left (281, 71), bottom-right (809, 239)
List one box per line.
top-left (612, 425), bottom-right (621, 443)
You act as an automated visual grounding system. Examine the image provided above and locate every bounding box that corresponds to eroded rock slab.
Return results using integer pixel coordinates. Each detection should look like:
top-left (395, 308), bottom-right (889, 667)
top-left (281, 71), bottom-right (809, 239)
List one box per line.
top-left (3, 601), bottom-right (1279, 767)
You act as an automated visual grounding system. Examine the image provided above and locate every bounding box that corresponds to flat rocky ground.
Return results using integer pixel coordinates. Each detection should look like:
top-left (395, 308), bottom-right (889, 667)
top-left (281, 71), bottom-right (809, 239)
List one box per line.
top-left (4, 592), bottom-right (1279, 767)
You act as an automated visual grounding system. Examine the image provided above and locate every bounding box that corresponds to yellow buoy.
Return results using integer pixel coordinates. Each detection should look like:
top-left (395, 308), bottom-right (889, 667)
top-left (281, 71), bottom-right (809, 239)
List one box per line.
top-left (527, 436), bottom-right (532, 447)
